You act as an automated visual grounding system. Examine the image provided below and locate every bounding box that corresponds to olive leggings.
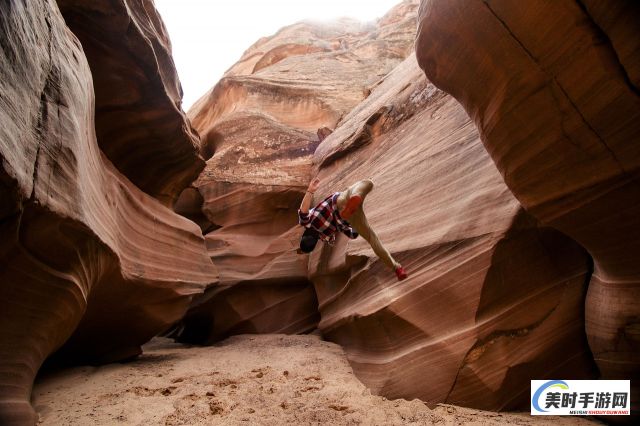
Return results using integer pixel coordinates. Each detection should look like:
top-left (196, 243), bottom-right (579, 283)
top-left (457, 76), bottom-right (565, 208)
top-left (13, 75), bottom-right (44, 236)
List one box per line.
top-left (336, 180), bottom-right (400, 271)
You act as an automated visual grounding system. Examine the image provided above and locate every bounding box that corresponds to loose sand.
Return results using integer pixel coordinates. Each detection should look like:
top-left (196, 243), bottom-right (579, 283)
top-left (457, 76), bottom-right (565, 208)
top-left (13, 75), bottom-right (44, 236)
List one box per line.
top-left (33, 334), bottom-right (600, 425)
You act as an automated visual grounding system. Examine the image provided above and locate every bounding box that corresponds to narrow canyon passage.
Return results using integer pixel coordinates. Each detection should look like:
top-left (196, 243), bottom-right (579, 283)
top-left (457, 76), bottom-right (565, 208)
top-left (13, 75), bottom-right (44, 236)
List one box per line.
top-left (1, 0), bottom-right (638, 424)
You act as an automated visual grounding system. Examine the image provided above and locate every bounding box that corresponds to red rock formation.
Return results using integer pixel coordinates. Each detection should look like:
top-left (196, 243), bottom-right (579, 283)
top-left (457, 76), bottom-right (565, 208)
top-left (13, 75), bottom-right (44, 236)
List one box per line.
top-left (416, 0), bottom-right (640, 411)
top-left (309, 54), bottom-right (597, 410)
top-left (178, 282), bottom-right (319, 344)
top-left (176, 1), bottom-right (421, 343)
top-left (0, 1), bottom-right (216, 424)
top-left (56, 0), bottom-right (205, 206)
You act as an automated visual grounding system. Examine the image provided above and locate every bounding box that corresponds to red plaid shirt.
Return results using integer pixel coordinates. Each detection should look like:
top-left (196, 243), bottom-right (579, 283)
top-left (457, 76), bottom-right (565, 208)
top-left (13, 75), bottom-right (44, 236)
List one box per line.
top-left (298, 192), bottom-right (359, 245)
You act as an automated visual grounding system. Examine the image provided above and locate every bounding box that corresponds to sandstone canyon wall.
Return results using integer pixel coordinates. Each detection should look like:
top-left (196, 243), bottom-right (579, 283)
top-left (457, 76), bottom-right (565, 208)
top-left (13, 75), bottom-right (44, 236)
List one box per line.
top-left (416, 0), bottom-right (639, 411)
top-left (174, 0), bottom-right (610, 412)
top-left (56, 0), bottom-right (205, 206)
top-left (2, 0), bottom-right (637, 423)
top-left (175, 1), bottom-right (420, 343)
top-left (0, 1), bottom-right (217, 424)
top-left (309, 53), bottom-right (596, 410)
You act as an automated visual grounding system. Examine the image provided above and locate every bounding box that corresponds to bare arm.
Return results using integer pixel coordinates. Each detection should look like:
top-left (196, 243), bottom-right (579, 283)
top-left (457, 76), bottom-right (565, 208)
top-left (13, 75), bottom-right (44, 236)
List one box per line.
top-left (299, 177), bottom-right (320, 214)
top-left (349, 209), bottom-right (400, 270)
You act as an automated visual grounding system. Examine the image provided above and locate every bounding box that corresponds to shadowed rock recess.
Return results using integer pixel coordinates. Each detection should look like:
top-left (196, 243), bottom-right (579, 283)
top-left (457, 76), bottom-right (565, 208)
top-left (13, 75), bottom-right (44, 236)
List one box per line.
top-left (0, 1), bottom-right (216, 424)
top-left (417, 0), bottom-right (640, 413)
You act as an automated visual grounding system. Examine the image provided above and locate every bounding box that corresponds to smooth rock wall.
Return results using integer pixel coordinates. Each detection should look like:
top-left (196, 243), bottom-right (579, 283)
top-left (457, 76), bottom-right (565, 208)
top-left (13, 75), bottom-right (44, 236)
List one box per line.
top-left (416, 0), bottom-right (640, 411)
top-left (175, 1), bottom-right (421, 343)
top-left (309, 54), bottom-right (597, 410)
top-left (56, 0), bottom-right (205, 206)
top-left (0, 1), bottom-right (217, 424)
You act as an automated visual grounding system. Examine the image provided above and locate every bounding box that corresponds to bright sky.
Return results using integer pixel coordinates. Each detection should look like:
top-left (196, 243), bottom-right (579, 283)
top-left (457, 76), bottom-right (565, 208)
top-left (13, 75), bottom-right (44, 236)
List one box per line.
top-left (154, 0), bottom-right (402, 110)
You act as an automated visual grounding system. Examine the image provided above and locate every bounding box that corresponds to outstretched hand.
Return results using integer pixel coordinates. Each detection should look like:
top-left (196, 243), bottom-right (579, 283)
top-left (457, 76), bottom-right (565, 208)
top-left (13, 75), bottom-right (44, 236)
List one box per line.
top-left (308, 177), bottom-right (320, 193)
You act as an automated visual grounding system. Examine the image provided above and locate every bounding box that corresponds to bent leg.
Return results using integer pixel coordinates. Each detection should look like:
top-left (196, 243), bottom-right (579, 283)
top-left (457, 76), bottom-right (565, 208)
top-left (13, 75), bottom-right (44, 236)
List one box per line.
top-left (337, 179), bottom-right (374, 211)
top-left (349, 209), bottom-right (399, 271)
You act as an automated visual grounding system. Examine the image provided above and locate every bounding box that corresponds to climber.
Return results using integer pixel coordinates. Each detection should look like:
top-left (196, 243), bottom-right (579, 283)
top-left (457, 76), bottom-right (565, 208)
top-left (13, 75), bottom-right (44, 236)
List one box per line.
top-left (297, 177), bottom-right (408, 281)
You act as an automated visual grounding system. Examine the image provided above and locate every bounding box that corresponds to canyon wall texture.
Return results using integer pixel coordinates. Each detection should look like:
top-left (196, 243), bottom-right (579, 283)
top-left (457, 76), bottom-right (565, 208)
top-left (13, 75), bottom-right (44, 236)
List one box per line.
top-left (2, 0), bottom-right (636, 423)
top-left (0, 1), bottom-right (216, 424)
top-left (56, 0), bottom-right (205, 206)
top-left (175, 1), bottom-right (420, 343)
top-left (416, 0), bottom-right (639, 411)
top-left (309, 53), bottom-right (596, 410)
top-left (174, 0), bottom-right (614, 411)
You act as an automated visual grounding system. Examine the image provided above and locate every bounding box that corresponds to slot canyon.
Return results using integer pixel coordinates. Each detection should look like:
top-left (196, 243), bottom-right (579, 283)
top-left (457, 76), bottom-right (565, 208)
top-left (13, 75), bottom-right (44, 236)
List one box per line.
top-left (0, 0), bottom-right (637, 424)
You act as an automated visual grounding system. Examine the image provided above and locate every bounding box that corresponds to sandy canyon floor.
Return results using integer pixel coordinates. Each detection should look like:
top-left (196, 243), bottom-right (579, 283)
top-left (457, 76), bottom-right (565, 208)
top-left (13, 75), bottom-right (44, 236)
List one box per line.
top-left (33, 334), bottom-right (600, 425)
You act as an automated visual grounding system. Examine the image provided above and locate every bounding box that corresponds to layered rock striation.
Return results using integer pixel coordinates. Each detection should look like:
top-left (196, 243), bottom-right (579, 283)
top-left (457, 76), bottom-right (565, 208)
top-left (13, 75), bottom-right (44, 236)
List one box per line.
top-left (309, 53), bottom-right (597, 410)
top-left (0, 1), bottom-right (216, 424)
top-left (56, 0), bottom-right (205, 206)
top-left (174, 0), bottom-right (608, 410)
top-left (175, 1), bottom-right (420, 343)
top-left (416, 0), bottom-right (640, 411)
top-left (3, 0), bottom-right (635, 422)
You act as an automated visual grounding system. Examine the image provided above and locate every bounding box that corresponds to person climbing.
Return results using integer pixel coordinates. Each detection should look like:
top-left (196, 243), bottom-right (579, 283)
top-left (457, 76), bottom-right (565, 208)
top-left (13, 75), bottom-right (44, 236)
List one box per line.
top-left (297, 177), bottom-right (408, 281)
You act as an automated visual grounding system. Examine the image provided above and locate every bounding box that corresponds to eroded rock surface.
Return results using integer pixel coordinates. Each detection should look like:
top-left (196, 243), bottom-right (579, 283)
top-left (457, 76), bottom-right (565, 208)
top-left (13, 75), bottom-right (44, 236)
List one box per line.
top-left (56, 0), bottom-right (205, 206)
top-left (176, 1), bottom-right (421, 343)
top-left (416, 0), bottom-right (640, 410)
top-left (309, 54), bottom-right (597, 410)
top-left (0, 1), bottom-right (216, 424)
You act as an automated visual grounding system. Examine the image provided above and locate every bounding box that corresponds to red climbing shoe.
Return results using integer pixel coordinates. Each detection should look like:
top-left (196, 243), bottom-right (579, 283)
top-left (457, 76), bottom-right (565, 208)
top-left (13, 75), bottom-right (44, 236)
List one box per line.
top-left (340, 195), bottom-right (362, 220)
top-left (395, 265), bottom-right (408, 281)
